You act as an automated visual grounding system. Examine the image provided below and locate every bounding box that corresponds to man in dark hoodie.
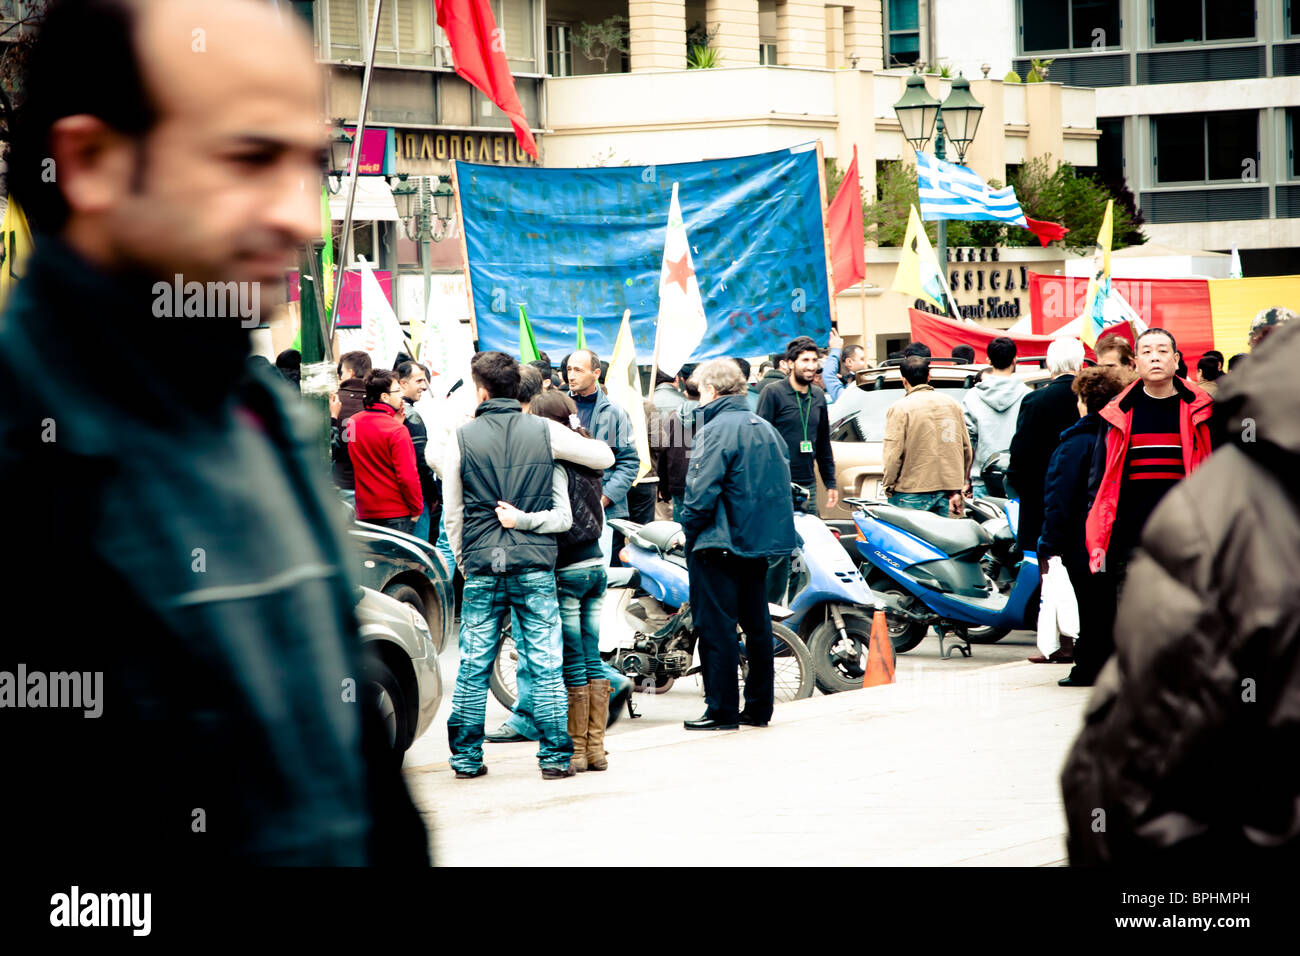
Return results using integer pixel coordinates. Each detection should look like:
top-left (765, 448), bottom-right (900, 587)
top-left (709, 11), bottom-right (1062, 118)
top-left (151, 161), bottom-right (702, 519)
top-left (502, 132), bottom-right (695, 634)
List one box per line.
top-left (1062, 318), bottom-right (1300, 865)
top-left (330, 349), bottom-right (372, 505)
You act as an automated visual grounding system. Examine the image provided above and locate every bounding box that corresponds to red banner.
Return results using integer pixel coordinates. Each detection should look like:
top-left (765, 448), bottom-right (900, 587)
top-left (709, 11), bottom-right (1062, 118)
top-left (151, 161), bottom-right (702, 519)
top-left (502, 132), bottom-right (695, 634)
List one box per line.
top-left (908, 309), bottom-right (1066, 362)
top-left (286, 269), bottom-right (392, 329)
top-left (1027, 272), bottom-right (1214, 364)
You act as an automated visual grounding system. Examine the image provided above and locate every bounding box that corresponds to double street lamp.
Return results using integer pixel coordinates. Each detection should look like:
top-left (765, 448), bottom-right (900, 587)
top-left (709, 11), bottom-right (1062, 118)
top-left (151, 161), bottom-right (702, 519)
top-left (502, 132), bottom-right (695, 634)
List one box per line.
top-left (892, 72), bottom-right (984, 274)
top-left (388, 173), bottom-right (457, 355)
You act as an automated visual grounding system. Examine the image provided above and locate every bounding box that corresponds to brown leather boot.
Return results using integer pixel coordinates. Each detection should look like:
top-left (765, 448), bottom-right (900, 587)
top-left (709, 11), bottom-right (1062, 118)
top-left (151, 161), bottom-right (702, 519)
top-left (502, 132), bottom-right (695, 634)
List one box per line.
top-left (567, 684), bottom-right (590, 773)
top-left (586, 679), bottom-right (610, 771)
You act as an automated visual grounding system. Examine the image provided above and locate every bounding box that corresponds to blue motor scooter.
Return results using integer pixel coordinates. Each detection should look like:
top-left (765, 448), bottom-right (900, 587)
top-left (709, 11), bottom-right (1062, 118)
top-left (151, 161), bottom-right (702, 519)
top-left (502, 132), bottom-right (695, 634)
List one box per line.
top-left (848, 495), bottom-right (1041, 660)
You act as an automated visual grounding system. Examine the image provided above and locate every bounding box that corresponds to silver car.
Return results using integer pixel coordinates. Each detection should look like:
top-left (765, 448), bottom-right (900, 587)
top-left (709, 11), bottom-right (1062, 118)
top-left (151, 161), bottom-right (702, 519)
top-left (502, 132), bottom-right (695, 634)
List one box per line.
top-left (355, 586), bottom-right (443, 754)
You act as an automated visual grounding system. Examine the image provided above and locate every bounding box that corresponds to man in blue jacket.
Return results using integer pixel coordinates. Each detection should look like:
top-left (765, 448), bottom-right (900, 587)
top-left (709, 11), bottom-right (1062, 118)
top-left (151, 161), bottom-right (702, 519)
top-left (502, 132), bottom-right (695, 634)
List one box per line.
top-left (566, 349), bottom-right (641, 562)
top-left (678, 359), bottom-right (796, 731)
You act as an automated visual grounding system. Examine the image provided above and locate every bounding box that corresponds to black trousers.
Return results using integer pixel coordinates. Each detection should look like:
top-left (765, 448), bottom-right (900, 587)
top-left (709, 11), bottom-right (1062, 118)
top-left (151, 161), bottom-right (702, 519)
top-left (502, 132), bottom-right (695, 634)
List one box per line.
top-left (1068, 550), bottom-right (1130, 684)
top-left (369, 514), bottom-right (416, 536)
top-left (765, 495), bottom-right (817, 605)
top-left (690, 548), bottom-right (774, 723)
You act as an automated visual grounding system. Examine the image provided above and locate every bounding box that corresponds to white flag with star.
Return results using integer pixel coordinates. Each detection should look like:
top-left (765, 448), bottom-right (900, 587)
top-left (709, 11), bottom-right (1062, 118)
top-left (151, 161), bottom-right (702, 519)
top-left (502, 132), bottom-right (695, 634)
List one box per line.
top-left (655, 181), bottom-right (707, 377)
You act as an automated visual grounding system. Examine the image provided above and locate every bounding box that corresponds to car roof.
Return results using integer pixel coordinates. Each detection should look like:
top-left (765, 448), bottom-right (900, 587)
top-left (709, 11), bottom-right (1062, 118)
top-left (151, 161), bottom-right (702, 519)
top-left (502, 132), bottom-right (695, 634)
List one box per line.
top-left (852, 359), bottom-right (1053, 390)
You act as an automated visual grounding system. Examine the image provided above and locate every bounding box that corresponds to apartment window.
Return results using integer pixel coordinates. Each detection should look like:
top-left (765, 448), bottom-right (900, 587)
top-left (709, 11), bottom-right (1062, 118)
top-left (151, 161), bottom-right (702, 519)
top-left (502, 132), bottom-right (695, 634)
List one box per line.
top-left (1154, 111), bottom-right (1258, 184)
top-left (1289, 0), bottom-right (1299, 36)
top-left (547, 22), bottom-right (572, 76)
top-left (759, 42), bottom-right (779, 64)
top-left (474, 77), bottom-right (539, 130)
top-left (325, 0), bottom-right (434, 65)
top-left (885, 0), bottom-right (921, 67)
top-left (1020, 0), bottom-right (1120, 53)
top-left (1096, 117), bottom-right (1124, 186)
top-left (1289, 108), bottom-right (1299, 179)
top-left (492, 0), bottom-right (538, 74)
top-left (1152, 0), bottom-right (1255, 45)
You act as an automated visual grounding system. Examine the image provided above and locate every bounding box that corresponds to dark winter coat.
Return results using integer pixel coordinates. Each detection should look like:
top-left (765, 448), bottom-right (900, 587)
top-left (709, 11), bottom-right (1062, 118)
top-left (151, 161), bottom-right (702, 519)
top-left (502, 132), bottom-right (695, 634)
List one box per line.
top-left (557, 462), bottom-right (605, 567)
top-left (1007, 373), bottom-right (1076, 553)
top-left (331, 376), bottom-right (367, 490)
top-left (1062, 319), bottom-right (1300, 865)
top-left (1037, 413), bottom-right (1101, 576)
top-left (679, 394), bottom-right (796, 559)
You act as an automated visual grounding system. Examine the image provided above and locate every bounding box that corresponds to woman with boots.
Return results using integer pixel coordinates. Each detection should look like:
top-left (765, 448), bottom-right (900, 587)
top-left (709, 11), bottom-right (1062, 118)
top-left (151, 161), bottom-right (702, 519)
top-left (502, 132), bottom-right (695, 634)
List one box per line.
top-left (499, 390), bottom-right (611, 771)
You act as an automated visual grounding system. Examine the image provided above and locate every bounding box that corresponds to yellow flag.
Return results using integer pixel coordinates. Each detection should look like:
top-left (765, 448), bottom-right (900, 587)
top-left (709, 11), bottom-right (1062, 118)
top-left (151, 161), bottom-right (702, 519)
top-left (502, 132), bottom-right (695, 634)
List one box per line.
top-left (606, 309), bottom-right (651, 481)
top-left (892, 205), bottom-right (959, 318)
top-left (1079, 200), bottom-right (1114, 349)
top-left (0, 196), bottom-right (35, 310)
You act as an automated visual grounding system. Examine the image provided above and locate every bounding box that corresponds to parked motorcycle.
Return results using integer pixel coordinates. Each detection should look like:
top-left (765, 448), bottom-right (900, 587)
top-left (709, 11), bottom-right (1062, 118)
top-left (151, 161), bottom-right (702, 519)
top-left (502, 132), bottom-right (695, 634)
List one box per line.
top-left (849, 495), bottom-right (1041, 660)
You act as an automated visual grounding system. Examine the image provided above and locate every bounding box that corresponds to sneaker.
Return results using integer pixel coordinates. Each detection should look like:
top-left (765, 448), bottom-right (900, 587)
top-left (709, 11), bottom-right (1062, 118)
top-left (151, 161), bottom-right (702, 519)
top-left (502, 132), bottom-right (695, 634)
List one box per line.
top-left (540, 765), bottom-right (576, 780)
top-left (454, 765), bottom-right (488, 779)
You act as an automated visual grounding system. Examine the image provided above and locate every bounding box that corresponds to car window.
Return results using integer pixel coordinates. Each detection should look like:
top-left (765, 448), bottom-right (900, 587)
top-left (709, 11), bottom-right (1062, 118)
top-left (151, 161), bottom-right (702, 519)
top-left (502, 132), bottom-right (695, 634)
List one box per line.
top-left (831, 385), bottom-right (971, 443)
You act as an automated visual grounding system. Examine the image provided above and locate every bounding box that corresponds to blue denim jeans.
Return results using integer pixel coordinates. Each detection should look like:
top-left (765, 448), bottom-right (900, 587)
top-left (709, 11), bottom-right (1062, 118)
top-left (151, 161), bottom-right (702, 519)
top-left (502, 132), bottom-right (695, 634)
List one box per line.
top-left (888, 491), bottom-right (952, 516)
top-left (557, 565), bottom-right (607, 685)
top-left (412, 501), bottom-right (432, 542)
top-left (434, 511), bottom-right (456, 579)
top-left (969, 478), bottom-right (987, 499)
top-left (448, 571), bottom-right (571, 772)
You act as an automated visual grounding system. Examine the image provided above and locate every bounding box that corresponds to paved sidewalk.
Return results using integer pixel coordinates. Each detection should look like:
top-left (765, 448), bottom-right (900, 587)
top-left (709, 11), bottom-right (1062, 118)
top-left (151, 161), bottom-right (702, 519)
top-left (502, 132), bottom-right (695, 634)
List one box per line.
top-left (404, 661), bottom-right (1090, 866)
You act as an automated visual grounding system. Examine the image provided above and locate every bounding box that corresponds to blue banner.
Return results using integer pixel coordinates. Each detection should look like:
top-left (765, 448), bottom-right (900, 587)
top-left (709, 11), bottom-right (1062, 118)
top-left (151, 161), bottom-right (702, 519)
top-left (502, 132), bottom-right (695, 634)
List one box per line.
top-left (456, 144), bottom-right (833, 364)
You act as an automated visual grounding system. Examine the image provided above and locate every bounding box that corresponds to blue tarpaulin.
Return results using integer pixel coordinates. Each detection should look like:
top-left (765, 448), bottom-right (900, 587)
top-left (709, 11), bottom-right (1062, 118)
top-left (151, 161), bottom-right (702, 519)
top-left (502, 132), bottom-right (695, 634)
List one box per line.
top-left (456, 144), bottom-right (834, 364)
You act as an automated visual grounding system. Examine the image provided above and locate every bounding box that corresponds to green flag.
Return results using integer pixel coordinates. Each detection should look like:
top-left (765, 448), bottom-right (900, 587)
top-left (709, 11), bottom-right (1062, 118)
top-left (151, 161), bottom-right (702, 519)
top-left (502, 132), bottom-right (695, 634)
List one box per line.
top-left (576, 315), bottom-right (587, 350)
top-left (320, 185), bottom-right (334, 311)
top-left (519, 304), bottom-right (540, 363)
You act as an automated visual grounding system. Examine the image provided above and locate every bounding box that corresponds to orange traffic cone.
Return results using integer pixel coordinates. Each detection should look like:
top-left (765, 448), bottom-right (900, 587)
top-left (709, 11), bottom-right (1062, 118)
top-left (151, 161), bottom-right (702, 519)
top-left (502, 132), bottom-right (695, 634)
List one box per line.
top-left (861, 609), bottom-right (896, 688)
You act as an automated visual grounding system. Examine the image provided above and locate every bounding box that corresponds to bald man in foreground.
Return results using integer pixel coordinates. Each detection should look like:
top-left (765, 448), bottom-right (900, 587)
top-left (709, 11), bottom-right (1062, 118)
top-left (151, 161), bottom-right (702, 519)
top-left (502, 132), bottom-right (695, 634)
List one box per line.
top-left (0, 0), bottom-right (427, 865)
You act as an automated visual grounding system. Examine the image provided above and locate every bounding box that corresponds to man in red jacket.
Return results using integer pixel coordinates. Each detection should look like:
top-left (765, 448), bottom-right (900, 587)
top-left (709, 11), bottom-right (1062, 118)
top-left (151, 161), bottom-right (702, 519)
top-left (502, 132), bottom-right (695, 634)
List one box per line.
top-left (347, 369), bottom-right (424, 534)
top-left (1065, 328), bottom-right (1213, 686)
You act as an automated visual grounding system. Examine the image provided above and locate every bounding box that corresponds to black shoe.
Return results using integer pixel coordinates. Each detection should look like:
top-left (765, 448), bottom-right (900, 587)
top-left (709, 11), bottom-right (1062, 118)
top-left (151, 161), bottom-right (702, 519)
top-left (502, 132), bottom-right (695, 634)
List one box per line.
top-left (684, 714), bottom-right (739, 731)
top-left (1058, 676), bottom-right (1093, 687)
top-left (738, 713), bottom-right (769, 727)
top-left (541, 765), bottom-right (576, 780)
top-left (454, 765), bottom-right (488, 779)
top-left (484, 725), bottom-right (529, 743)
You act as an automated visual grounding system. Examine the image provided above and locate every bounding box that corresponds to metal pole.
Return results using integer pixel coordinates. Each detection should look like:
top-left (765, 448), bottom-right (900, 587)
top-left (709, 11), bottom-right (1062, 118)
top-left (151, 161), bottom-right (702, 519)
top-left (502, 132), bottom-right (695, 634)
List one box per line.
top-left (421, 178), bottom-right (432, 363)
top-left (935, 114), bottom-right (948, 284)
top-left (328, 0), bottom-right (385, 344)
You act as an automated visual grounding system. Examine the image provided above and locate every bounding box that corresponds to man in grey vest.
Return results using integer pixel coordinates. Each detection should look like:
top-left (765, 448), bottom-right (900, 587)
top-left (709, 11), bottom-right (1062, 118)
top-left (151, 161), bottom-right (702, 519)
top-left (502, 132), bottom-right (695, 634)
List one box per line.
top-left (442, 351), bottom-right (613, 779)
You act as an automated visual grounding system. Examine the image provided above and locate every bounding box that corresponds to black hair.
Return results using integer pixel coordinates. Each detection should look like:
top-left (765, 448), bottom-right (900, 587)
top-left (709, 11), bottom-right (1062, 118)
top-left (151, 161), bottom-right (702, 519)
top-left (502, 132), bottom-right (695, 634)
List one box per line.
top-left (395, 360), bottom-right (424, 381)
top-left (900, 355), bottom-right (930, 386)
top-left (1175, 356), bottom-right (1188, 378)
top-left (842, 344), bottom-right (866, 363)
top-left (986, 336), bottom-right (1017, 370)
top-left (654, 367), bottom-right (675, 386)
top-left (731, 356), bottom-right (751, 379)
top-left (471, 350), bottom-right (521, 400)
top-left (785, 336), bottom-right (819, 363)
top-left (901, 342), bottom-right (932, 358)
top-left (559, 353), bottom-right (571, 387)
top-left (516, 364), bottom-right (543, 404)
top-left (275, 348), bottom-right (301, 385)
top-left (338, 350), bottom-right (372, 379)
top-left (769, 352), bottom-right (783, 366)
top-left (887, 350), bottom-right (905, 360)
top-left (1136, 328), bottom-right (1178, 352)
top-left (536, 350), bottom-right (551, 368)
top-left (6, 0), bottom-right (155, 233)
top-left (677, 362), bottom-right (699, 382)
top-left (1196, 356), bottom-right (1223, 381)
top-left (951, 344), bottom-right (976, 363)
top-left (1228, 352), bottom-right (1247, 371)
top-left (363, 369), bottom-right (397, 406)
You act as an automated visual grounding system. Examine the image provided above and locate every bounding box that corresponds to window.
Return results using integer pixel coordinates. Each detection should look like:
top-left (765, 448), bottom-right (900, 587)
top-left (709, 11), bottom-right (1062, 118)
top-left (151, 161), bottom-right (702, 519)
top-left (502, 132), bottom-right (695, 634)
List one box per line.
top-left (1288, 108), bottom-right (1299, 180)
top-left (1290, 0), bottom-right (1299, 37)
top-left (474, 78), bottom-right (539, 131)
top-left (885, 0), bottom-right (921, 67)
top-left (1154, 111), bottom-right (1258, 184)
top-left (492, 0), bottom-right (537, 74)
top-left (1096, 117), bottom-right (1124, 186)
top-left (326, 0), bottom-right (434, 66)
top-left (1152, 0), bottom-right (1255, 45)
top-left (759, 42), bottom-right (778, 65)
top-left (1020, 0), bottom-right (1120, 53)
top-left (547, 22), bottom-right (572, 77)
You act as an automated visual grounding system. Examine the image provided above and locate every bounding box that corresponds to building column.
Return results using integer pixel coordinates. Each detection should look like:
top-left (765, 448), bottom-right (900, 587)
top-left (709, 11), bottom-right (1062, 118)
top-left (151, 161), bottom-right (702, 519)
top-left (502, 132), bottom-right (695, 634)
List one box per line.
top-left (629, 0), bottom-right (688, 71)
top-left (964, 78), bottom-right (1006, 188)
top-left (843, 2), bottom-right (882, 70)
top-left (1024, 82), bottom-right (1063, 170)
top-left (776, 1), bottom-right (827, 69)
top-left (707, 0), bottom-right (760, 67)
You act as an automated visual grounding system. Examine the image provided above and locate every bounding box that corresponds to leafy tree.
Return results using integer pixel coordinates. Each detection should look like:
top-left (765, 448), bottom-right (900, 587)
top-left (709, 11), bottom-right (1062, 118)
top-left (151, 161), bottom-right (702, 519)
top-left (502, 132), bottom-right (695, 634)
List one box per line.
top-left (571, 15), bottom-right (629, 72)
top-left (862, 155), bottom-right (1144, 253)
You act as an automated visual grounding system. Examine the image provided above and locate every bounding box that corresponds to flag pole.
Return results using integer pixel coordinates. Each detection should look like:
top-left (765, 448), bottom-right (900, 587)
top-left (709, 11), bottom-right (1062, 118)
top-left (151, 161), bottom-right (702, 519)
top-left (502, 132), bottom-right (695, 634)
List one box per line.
top-left (650, 310), bottom-right (660, 378)
top-left (328, 0), bottom-right (385, 349)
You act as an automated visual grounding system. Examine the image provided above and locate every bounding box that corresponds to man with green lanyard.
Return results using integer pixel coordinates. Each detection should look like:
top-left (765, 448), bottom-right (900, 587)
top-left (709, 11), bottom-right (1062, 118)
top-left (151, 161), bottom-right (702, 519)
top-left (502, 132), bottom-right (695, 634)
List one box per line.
top-left (756, 336), bottom-right (838, 604)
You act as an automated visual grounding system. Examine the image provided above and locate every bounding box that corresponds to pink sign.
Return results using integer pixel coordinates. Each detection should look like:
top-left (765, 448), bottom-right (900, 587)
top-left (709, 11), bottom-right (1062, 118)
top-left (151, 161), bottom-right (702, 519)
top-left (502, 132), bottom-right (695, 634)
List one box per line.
top-left (287, 269), bottom-right (392, 328)
top-left (345, 126), bottom-right (394, 176)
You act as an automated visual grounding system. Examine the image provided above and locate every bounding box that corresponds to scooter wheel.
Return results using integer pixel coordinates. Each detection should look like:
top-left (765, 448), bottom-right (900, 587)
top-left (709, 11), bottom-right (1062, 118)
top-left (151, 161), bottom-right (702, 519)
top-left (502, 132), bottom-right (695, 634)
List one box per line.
top-left (808, 614), bottom-right (880, 694)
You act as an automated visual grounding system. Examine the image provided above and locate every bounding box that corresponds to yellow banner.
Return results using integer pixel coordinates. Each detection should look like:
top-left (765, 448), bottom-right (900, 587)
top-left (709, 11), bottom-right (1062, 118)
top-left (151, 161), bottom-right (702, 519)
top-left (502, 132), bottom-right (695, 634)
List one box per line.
top-left (1207, 275), bottom-right (1300, 353)
top-left (0, 197), bottom-right (35, 310)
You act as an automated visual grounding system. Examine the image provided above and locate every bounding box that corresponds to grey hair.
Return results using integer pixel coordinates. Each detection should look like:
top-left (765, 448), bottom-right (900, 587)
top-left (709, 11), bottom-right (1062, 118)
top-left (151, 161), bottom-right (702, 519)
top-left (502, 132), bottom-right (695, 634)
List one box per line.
top-left (1047, 337), bottom-right (1085, 377)
top-left (694, 357), bottom-right (746, 396)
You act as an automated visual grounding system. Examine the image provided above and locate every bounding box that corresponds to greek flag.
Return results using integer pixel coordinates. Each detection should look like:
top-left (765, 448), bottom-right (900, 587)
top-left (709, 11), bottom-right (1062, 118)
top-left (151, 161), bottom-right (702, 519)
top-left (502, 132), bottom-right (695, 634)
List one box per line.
top-left (916, 151), bottom-right (1028, 226)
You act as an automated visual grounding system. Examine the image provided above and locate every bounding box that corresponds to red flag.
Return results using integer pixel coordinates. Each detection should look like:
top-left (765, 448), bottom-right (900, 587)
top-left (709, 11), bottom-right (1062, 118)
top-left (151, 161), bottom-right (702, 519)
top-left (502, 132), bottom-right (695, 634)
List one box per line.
top-left (1023, 216), bottom-right (1069, 247)
top-left (827, 145), bottom-right (865, 294)
top-left (435, 0), bottom-right (538, 159)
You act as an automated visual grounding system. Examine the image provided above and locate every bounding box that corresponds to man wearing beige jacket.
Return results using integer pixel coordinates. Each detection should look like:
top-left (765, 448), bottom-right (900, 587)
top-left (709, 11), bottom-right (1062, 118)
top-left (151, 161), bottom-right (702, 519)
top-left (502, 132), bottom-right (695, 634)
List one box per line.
top-left (882, 356), bottom-right (973, 517)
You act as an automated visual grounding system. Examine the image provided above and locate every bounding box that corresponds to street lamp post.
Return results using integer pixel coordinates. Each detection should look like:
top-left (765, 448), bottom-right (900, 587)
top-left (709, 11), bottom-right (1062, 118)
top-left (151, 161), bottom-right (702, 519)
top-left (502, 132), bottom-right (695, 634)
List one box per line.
top-left (389, 174), bottom-right (456, 357)
top-left (892, 72), bottom-right (984, 279)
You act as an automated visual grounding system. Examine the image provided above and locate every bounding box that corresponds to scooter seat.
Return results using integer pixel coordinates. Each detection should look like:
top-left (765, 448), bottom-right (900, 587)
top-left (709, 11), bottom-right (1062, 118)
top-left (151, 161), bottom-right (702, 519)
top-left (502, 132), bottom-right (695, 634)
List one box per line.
top-left (632, 520), bottom-right (685, 553)
top-left (866, 505), bottom-right (992, 557)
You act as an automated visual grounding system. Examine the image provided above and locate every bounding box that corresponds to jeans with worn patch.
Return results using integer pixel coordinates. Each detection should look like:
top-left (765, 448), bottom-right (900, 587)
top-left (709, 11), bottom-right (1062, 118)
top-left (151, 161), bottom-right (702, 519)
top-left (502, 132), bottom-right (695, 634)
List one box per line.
top-left (557, 565), bottom-right (607, 685)
top-left (448, 571), bottom-right (571, 772)
top-left (888, 491), bottom-right (952, 516)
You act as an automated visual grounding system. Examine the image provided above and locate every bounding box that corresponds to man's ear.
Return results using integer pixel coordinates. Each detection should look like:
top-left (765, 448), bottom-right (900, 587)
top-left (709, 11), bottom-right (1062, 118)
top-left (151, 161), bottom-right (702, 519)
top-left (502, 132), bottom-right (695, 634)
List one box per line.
top-left (48, 114), bottom-right (136, 217)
